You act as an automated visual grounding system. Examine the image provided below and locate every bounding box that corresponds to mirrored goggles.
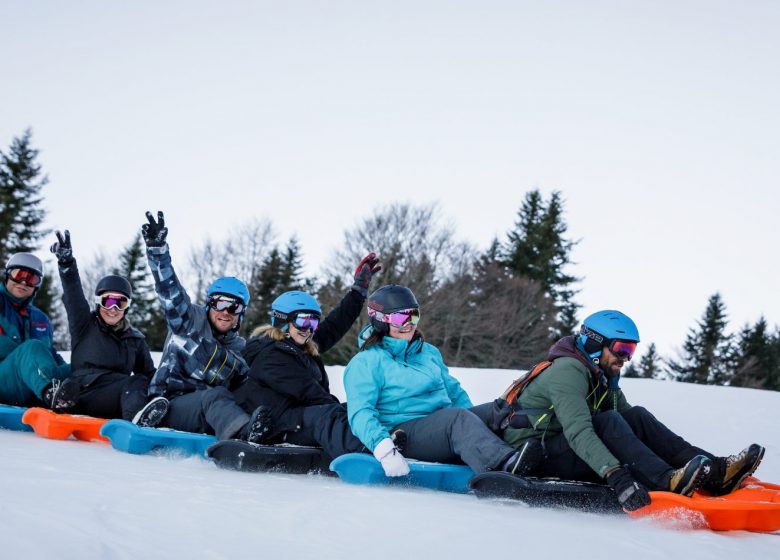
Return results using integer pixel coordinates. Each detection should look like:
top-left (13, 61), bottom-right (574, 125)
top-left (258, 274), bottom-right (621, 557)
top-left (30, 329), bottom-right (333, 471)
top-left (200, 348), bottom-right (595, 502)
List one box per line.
top-left (371, 307), bottom-right (421, 328)
top-left (609, 339), bottom-right (637, 361)
top-left (95, 293), bottom-right (132, 311)
top-left (292, 313), bottom-right (320, 332)
top-left (208, 296), bottom-right (245, 315)
top-left (7, 267), bottom-right (42, 287)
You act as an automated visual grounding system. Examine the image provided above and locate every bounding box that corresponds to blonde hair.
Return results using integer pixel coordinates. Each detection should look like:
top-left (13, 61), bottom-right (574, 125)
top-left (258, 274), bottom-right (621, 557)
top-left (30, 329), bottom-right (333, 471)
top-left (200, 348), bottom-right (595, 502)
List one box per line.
top-left (251, 324), bottom-right (320, 357)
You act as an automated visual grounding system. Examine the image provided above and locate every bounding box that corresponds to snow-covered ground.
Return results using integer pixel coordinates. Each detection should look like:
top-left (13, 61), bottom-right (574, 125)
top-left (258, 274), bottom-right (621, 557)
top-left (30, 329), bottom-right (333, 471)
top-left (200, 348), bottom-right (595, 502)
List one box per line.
top-left (1, 366), bottom-right (778, 559)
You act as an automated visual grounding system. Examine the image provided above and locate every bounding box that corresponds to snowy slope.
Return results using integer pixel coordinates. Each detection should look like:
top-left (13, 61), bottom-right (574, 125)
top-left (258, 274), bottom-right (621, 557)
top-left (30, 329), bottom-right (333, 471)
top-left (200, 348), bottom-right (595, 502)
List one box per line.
top-left (1, 367), bottom-right (778, 560)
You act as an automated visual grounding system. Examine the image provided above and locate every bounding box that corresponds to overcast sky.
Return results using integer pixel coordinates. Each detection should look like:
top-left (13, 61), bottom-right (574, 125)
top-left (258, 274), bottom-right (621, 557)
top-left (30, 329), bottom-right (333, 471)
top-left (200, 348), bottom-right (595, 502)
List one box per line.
top-left (1, 1), bottom-right (778, 362)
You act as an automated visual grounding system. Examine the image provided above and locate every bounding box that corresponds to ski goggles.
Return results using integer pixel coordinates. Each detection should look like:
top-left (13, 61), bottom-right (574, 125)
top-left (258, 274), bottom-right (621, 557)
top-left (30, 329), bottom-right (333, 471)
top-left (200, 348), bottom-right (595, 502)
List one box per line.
top-left (6, 267), bottom-right (42, 287)
top-left (95, 293), bottom-right (132, 311)
top-left (369, 307), bottom-right (421, 328)
top-left (208, 296), bottom-right (245, 315)
top-left (608, 339), bottom-right (637, 361)
top-left (291, 312), bottom-right (321, 332)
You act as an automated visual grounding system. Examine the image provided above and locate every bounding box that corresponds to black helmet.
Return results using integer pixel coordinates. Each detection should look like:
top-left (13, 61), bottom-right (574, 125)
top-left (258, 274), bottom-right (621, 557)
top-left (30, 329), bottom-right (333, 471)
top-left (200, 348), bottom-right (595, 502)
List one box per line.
top-left (95, 275), bottom-right (132, 298)
top-left (367, 284), bottom-right (419, 334)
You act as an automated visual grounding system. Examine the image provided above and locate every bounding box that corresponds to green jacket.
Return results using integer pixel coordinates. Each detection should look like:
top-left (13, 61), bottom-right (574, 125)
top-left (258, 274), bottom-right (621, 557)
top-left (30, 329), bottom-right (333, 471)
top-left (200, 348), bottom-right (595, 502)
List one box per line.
top-left (503, 336), bottom-right (630, 478)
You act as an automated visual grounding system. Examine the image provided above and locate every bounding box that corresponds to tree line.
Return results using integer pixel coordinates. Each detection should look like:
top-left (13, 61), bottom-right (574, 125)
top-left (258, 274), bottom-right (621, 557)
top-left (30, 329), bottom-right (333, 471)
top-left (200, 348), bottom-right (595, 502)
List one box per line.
top-left (2, 130), bottom-right (778, 391)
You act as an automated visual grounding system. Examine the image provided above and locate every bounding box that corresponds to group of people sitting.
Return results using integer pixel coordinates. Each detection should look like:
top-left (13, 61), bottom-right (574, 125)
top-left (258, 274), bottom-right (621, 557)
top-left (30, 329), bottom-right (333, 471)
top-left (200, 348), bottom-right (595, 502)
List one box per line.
top-left (0, 211), bottom-right (765, 512)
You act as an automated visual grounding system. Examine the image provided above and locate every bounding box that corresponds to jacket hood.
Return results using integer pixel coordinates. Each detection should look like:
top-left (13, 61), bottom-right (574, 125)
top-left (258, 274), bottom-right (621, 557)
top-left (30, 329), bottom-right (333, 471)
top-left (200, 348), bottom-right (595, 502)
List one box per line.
top-left (548, 335), bottom-right (601, 376)
top-left (243, 335), bottom-right (277, 364)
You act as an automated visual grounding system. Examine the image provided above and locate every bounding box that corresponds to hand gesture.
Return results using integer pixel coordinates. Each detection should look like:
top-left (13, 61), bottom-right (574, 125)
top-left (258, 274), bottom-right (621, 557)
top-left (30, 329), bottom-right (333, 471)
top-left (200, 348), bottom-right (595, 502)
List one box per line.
top-left (142, 211), bottom-right (168, 248)
top-left (352, 252), bottom-right (381, 297)
top-left (49, 230), bottom-right (74, 267)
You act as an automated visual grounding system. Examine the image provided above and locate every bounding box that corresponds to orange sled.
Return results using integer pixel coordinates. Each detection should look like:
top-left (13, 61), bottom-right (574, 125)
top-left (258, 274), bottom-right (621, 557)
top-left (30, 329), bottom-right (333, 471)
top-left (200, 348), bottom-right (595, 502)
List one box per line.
top-left (22, 407), bottom-right (108, 443)
top-left (628, 481), bottom-right (780, 532)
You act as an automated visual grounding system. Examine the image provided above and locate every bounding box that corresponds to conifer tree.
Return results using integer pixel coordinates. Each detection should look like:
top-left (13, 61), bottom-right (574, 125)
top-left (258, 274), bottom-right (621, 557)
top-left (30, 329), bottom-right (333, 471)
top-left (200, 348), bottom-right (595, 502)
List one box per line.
top-left (730, 318), bottom-right (779, 391)
top-left (637, 343), bottom-right (662, 379)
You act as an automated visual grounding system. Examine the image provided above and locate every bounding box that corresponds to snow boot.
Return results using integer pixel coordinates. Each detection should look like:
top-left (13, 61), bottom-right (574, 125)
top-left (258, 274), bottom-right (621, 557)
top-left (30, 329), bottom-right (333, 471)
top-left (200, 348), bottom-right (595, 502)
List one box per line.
top-left (132, 396), bottom-right (170, 428)
top-left (42, 378), bottom-right (79, 410)
top-left (245, 406), bottom-right (274, 444)
top-left (669, 454), bottom-right (712, 496)
top-left (703, 444), bottom-right (765, 496)
top-left (500, 439), bottom-right (543, 476)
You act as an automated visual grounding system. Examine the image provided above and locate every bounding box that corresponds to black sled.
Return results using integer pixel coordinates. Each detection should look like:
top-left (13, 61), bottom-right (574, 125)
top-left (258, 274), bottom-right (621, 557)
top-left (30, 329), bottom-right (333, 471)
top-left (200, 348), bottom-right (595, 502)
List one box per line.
top-left (207, 440), bottom-right (335, 476)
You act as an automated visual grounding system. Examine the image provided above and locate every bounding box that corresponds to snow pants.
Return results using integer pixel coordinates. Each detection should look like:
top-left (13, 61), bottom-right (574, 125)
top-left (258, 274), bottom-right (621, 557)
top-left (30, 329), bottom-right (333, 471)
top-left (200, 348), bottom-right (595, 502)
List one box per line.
top-left (274, 403), bottom-right (366, 459)
top-left (538, 406), bottom-right (712, 489)
top-left (0, 340), bottom-right (71, 406)
top-left (71, 373), bottom-right (151, 421)
top-left (160, 386), bottom-right (250, 440)
top-left (393, 407), bottom-right (516, 474)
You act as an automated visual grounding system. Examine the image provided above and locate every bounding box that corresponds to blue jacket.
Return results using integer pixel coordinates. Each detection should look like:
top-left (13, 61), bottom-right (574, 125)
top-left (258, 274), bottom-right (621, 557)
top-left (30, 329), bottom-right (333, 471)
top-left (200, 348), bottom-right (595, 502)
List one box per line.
top-left (0, 283), bottom-right (65, 365)
top-left (344, 330), bottom-right (472, 451)
top-left (146, 244), bottom-right (248, 398)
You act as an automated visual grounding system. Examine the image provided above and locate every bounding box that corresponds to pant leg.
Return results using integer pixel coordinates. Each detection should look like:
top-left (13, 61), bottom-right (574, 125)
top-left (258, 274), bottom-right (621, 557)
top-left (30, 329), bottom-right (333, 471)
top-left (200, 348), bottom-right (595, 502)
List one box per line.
top-left (282, 403), bottom-right (366, 458)
top-left (120, 375), bottom-right (152, 420)
top-left (395, 407), bottom-right (515, 473)
top-left (0, 340), bottom-right (62, 405)
top-left (161, 387), bottom-right (249, 440)
top-left (72, 373), bottom-right (127, 418)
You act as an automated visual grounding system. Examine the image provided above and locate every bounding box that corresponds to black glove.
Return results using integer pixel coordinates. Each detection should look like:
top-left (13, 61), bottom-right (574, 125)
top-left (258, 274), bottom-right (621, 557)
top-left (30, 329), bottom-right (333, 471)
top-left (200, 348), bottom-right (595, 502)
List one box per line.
top-left (142, 211), bottom-right (168, 247)
top-left (49, 230), bottom-right (74, 267)
top-left (352, 252), bottom-right (381, 297)
top-left (606, 467), bottom-right (651, 511)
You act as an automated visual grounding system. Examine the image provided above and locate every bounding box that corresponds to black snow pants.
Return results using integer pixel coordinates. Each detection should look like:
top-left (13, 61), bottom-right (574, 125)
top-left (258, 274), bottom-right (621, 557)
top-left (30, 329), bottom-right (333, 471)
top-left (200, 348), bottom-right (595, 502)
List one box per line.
top-left (71, 373), bottom-right (151, 420)
top-left (160, 386), bottom-right (250, 440)
top-left (538, 406), bottom-right (712, 489)
top-left (270, 403), bottom-right (366, 459)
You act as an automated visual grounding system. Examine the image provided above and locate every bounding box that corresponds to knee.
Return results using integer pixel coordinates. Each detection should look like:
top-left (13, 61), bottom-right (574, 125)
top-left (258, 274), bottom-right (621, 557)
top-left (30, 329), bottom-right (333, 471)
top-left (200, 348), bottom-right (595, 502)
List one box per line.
top-left (200, 386), bottom-right (233, 406)
top-left (19, 339), bottom-right (50, 357)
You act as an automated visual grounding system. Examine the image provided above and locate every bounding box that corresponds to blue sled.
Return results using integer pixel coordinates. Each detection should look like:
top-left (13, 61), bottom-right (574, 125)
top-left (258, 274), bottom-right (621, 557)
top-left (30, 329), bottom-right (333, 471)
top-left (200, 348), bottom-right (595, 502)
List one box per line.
top-left (100, 419), bottom-right (217, 456)
top-left (0, 404), bottom-right (33, 432)
top-left (330, 453), bottom-right (474, 494)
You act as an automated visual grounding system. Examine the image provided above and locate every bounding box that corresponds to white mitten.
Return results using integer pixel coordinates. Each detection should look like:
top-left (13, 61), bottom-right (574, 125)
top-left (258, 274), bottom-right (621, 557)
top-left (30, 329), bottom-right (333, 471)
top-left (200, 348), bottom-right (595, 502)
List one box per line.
top-left (373, 437), bottom-right (410, 477)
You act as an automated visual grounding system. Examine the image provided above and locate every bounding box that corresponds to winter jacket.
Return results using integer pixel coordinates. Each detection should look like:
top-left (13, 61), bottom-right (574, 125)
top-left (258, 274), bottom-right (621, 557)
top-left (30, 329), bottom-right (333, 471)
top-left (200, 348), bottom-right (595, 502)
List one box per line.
top-left (0, 283), bottom-right (65, 366)
top-left (344, 330), bottom-right (473, 451)
top-left (146, 244), bottom-right (248, 398)
top-left (502, 335), bottom-right (631, 478)
top-left (58, 259), bottom-right (155, 388)
top-left (233, 288), bottom-right (365, 418)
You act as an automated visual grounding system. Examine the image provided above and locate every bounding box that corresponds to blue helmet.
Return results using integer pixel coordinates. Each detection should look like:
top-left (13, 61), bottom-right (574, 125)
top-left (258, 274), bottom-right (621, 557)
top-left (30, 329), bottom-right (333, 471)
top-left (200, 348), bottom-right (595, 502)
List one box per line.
top-left (270, 290), bottom-right (321, 327)
top-left (577, 310), bottom-right (640, 361)
top-left (207, 277), bottom-right (250, 307)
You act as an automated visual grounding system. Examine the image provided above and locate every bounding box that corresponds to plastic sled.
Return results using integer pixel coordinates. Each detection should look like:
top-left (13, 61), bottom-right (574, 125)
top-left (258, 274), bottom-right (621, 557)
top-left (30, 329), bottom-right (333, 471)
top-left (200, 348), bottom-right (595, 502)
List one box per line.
top-left (330, 453), bottom-right (474, 493)
top-left (21, 407), bottom-right (108, 442)
top-left (0, 404), bottom-right (33, 432)
top-left (207, 440), bottom-right (334, 475)
top-left (100, 419), bottom-right (217, 456)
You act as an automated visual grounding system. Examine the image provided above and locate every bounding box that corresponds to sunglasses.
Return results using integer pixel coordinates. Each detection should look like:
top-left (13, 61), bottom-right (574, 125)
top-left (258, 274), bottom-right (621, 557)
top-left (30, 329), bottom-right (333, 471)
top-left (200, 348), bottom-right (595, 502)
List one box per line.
top-left (370, 307), bottom-right (421, 328)
top-left (292, 313), bottom-right (321, 332)
top-left (96, 293), bottom-right (132, 311)
top-left (208, 296), bottom-right (245, 315)
top-left (7, 268), bottom-right (42, 288)
top-left (609, 339), bottom-right (637, 361)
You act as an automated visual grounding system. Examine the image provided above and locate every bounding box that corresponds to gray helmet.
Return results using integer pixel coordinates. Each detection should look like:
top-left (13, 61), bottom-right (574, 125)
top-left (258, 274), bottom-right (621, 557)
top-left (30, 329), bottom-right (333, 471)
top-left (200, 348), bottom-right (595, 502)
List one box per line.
top-left (6, 252), bottom-right (44, 277)
top-left (95, 275), bottom-right (132, 298)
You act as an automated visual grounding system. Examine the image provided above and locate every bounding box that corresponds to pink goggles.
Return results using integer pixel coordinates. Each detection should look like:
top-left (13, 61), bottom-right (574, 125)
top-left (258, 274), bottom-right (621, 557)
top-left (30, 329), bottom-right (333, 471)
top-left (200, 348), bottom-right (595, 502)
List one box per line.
top-left (292, 313), bottom-right (320, 332)
top-left (609, 339), bottom-right (637, 360)
top-left (369, 307), bottom-right (421, 328)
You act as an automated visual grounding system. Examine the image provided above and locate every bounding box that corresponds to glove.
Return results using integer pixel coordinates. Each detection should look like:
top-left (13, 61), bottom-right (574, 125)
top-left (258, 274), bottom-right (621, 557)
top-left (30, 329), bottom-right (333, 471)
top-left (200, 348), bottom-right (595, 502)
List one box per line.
top-left (373, 437), bottom-right (410, 477)
top-left (352, 252), bottom-right (381, 297)
top-left (142, 211), bottom-right (168, 247)
top-left (606, 467), bottom-right (651, 511)
top-left (49, 230), bottom-right (74, 267)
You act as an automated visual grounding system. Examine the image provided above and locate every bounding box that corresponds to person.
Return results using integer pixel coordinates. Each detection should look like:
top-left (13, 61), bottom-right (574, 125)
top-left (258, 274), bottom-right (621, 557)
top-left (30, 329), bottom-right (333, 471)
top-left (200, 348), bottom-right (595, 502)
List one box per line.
top-left (49, 230), bottom-right (166, 425)
top-left (343, 284), bottom-right (541, 477)
top-left (0, 252), bottom-right (75, 409)
top-left (232, 252), bottom-right (381, 458)
top-left (501, 309), bottom-right (765, 511)
top-left (142, 211), bottom-right (267, 440)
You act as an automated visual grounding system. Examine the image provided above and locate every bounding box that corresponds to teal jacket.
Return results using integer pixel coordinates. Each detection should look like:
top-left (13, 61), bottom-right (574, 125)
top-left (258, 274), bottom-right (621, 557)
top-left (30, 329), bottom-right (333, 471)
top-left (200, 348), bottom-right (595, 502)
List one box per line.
top-left (0, 283), bottom-right (64, 365)
top-left (344, 330), bottom-right (472, 451)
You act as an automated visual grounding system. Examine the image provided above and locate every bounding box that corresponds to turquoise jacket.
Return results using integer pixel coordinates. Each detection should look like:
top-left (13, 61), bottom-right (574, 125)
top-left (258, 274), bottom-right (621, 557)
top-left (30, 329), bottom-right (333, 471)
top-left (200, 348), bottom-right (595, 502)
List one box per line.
top-left (344, 331), bottom-right (472, 451)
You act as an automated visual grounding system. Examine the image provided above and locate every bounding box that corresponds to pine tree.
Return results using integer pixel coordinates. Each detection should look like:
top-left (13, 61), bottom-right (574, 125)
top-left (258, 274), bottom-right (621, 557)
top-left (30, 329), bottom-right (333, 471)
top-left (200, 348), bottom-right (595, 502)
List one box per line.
top-left (730, 318), bottom-right (779, 391)
top-left (667, 293), bottom-right (734, 385)
top-left (637, 343), bottom-right (662, 379)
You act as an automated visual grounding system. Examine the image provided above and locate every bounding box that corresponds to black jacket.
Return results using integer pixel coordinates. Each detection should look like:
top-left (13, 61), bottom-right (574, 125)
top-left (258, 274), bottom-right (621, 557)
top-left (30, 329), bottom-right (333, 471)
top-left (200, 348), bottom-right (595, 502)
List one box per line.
top-left (59, 260), bottom-right (156, 388)
top-left (233, 289), bottom-right (364, 419)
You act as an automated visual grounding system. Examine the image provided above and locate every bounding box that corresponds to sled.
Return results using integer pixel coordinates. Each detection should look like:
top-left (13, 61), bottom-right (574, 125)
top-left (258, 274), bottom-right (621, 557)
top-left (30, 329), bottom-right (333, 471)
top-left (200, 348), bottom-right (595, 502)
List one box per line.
top-left (469, 471), bottom-right (623, 513)
top-left (100, 419), bottom-right (217, 456)
top-left (330, 453), bottom-right (474, 493)
top-left (0, 404), bottom-right (33, 432)
top-left (21, 407), bottom-right (108, 442)
top-left (207, 440), bottom-right (335, 475)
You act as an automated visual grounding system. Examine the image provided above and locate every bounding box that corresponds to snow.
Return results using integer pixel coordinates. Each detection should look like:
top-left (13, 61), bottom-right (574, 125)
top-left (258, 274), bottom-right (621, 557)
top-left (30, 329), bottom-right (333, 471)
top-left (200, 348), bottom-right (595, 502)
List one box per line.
top-left (1, 365), bottom-right (778, 559)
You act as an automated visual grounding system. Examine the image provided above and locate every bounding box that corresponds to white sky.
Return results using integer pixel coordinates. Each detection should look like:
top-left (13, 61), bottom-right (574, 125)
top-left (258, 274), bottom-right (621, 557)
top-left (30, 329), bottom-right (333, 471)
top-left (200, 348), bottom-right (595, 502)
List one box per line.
top-left (1, 1), bottom-right (779, 362)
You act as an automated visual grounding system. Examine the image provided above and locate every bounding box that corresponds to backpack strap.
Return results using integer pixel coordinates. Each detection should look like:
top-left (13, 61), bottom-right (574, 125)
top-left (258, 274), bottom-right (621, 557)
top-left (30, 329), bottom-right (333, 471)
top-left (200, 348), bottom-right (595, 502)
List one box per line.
top-left (493, 360), bottom-right (554, 430)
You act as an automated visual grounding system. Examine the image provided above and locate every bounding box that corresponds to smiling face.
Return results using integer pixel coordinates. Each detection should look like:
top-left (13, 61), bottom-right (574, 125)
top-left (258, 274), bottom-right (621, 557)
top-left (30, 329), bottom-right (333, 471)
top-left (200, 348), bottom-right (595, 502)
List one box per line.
top-left (98, 303), bottom-right (125, 326)
top-left (387, 322), bottom-right (417, 342)
top-left (5, 277), bottom-right (35, 299)
top-left (288, 322), bottom-right (312, 345)
top-left (208, 307), bottom-right (240, 333)
top-left (599, 346), bottom-right (627, 378)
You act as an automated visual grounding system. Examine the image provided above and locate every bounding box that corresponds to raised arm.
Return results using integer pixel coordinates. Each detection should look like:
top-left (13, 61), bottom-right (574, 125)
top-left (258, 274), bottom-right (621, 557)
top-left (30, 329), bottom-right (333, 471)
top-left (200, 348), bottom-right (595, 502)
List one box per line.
top-left (50, 230), bottom-right (92, 340)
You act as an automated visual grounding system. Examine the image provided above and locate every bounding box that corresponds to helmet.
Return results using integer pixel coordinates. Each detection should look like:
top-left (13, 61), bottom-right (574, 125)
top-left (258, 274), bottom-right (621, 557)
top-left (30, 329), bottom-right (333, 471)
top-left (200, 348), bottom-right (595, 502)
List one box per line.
top-left (95, 275), bottom-right (132, 298)
top-left (577, 310), bottom-right (640, 360)
top-left (270, 290), bottom-right (321, 327)
top-left (207, 277), bottom-right (250, 307)
top-left (367, 284), bottom-right (419, 334)
top-left (6, 253), bottom-right (44, 277)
